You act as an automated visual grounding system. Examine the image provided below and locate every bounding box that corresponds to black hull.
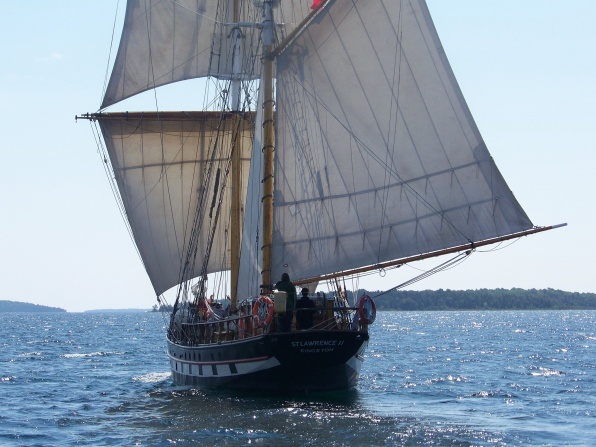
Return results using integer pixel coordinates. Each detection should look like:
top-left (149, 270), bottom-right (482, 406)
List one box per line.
top-left (167, 330), bottom-right (369, 392)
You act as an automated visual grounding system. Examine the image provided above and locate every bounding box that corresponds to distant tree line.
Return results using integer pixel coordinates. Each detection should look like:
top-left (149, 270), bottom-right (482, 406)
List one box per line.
top-left (351, 288), bottom-right (596, 311)
top-left (0, 300), bottom-right (66, 313)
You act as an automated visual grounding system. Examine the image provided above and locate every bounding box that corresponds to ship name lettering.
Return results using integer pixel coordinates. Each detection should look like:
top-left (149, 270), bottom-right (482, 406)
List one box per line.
top-left (291, 340), bottom-right (338, 348)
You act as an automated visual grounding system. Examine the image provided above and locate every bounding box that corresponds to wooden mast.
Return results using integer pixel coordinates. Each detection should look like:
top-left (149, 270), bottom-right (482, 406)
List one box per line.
top-left (230, 119), bottom-right (241, 311)
top-left (261, 1), bottom-right (275, 293)
top-left (260, 0), bottom-right (327, 292)
top-left (229, 0), bottom-right (241, 311)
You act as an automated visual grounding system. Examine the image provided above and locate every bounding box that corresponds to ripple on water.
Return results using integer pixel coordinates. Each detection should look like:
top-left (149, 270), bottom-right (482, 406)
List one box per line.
top-left (0, 311), bottom-right (594, 446)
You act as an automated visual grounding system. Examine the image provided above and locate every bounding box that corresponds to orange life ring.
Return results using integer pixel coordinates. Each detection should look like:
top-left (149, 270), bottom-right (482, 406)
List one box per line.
top-left (252, 295), bottom-right (274, 328)
top-left (358, 294), bottom-right (376, 325)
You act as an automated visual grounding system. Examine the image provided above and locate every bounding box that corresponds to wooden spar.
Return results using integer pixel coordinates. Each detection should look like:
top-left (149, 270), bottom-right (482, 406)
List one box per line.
top-left (261, 2), bottom-right (275, 293)
top-left (77, 111), bottom-right (253, 121)
top-left (270, 0), bottom-right (329, 60)
top-left (293, 224), bottom-right (567, 287)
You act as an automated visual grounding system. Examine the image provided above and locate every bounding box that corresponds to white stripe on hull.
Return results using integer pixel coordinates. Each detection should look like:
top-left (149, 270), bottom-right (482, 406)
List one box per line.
top-left (169, 354), bottom-right (281, 379)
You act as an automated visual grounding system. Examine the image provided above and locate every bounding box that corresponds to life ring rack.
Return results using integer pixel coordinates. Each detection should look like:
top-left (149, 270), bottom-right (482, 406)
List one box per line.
top-left (252, 295), bottom-right (274, 328)
top-left (358, 294), bottom-right (377, 325)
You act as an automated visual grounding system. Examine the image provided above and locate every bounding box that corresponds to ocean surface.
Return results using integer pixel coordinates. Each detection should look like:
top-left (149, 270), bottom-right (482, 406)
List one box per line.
top-left (1, 310), bottom-right (594, 446)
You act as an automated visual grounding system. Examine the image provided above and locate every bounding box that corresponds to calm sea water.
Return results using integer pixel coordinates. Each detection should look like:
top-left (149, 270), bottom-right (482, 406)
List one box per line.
top-left (1, 310), bottom-right (594, 446)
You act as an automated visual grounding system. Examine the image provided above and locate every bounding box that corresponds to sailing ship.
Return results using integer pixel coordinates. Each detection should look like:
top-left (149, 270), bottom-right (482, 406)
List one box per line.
top-left (78, 0), bottom-right (563, 392)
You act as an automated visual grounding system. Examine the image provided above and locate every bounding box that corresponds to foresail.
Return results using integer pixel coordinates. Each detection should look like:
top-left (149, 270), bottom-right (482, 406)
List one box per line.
top-left (273, 0), bottom-right (533, 282)
top-left (237, 81), bottom-right (264, 300)
top-left (102, 0), bottom-right (313, 109)
top-left (98, 112), bottom-right (254, 295)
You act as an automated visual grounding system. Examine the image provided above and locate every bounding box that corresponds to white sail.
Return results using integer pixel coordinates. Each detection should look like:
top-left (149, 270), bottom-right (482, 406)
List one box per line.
top-left (102, 0), bottom-right (313, 109)
top-left (98, 112), bottom-right (254, 295)
top-left (237, 81), bottom-right (264, 300)
top-left (272, 0), bottom-right (532, 282)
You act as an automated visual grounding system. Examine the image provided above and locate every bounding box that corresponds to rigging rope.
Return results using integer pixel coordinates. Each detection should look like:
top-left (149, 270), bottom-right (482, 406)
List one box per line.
top-left (372, 250), bottom-right (472, 299)
top-left (378, 0), bottom-right (404, 262)
top-left (89, 120), bottom-right (144, 265)
top-left (100, 0), bottom-right (121, 109)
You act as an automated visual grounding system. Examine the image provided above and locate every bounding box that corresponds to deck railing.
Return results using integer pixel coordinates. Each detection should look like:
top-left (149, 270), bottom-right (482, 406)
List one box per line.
top-left (169, 306), bottom-right (364, 346)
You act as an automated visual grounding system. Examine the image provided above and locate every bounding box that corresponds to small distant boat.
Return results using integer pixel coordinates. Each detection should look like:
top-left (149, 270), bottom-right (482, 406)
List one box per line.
top-left (78, 0), bottom-right (564, 391)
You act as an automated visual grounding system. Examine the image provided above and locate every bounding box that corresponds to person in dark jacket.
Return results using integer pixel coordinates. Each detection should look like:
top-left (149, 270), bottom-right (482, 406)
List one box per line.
top-left (296, 287), bottom-right (316, 330)
top-left (275, 273), bottom-right (296, 332)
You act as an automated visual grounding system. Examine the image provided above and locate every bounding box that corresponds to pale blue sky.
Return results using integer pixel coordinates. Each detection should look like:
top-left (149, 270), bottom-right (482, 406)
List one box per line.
top-left (1, 1), bottom-right (594, 312)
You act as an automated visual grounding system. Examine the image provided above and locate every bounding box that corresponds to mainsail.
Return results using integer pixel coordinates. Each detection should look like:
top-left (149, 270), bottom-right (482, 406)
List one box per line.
top-left (272, 0), bottom-right (532, 282)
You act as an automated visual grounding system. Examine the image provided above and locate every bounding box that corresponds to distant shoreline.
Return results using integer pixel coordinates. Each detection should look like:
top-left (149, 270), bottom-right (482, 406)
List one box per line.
top-left (0, 300), bottom-right (66, 313)
top-left (360, 288), bottom-right (596, 311)
top-left (0, 301), bottom-right (153, 313)
top-left (3, 289), bottom-right (596, 313)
